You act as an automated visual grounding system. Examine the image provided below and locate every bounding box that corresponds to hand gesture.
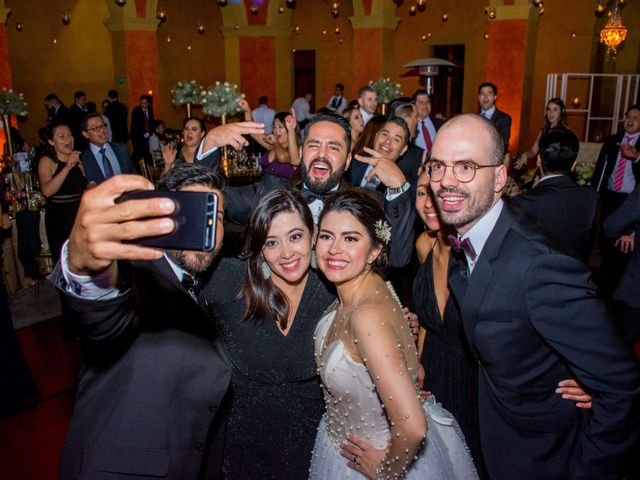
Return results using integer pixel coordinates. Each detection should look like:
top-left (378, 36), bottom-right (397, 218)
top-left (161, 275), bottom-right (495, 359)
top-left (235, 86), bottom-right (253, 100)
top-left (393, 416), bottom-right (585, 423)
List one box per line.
top-left (620, 142), bottom-right (639, 160)
top-left (403, 307), bottom-right (419, 339)
top-left (284, 112), bottom-right (296, 131)
top-left (264, 134), bottom-right (275, 146)
top-left (556, 379), bottom-right (592, 409)
top-left (68, 175), bottom-right (175, 276)
top-left (340, 434), bottom-right (386, 480)
top-left (514, 152), bottom-right (528, 170)
top-left (238, 98), bottom-right (251, 113)
top-left (614, 231), bottom-right (635, 254)
top-left (65, 151), bottom-right (81, 170)
top-left (355, 147), bottom-right (407, 189)
top-left (203, 121), bottom-right (265, 151)
top-left (162, 143), bottom-right (178, 167)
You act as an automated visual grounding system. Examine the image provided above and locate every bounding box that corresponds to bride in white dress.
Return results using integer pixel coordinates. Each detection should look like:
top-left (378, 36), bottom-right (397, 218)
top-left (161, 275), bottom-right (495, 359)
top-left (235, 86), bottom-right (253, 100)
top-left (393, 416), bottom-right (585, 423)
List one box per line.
top-left (309, 190), bottom-right (477, 480)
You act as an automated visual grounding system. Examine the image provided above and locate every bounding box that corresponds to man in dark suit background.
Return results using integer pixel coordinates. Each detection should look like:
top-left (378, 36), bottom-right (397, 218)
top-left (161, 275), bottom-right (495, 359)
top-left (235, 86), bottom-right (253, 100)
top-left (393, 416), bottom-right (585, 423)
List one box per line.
top-left (510, 128), bottom-right (598, 261)
top-left (427, 113), bottom-right (640, 480)
top-left (69, 90), bottom-right (89, 150)
top-left (591, 104), bottom-right (640, 296)
top-left (104, 89), bottom-right (129, 144)
top-left (412, 89), bottom-right (444, 153)
top-left (392, 102), bottom-right (426, 188)
top-left (130, 94), bottom-right (154, 167)
top-left (477, 82), bottom-right (511, 153)
top-left (52, 164), bottom-right (231, 479)
top-left (80, 112), bottom-right (135, 185)
top-left (44, 93), bottom-right (73, 126)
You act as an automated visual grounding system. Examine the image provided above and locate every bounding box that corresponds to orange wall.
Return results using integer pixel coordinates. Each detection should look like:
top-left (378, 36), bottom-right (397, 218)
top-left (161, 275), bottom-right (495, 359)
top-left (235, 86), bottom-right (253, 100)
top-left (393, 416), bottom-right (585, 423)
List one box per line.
top-left (239, 36), bottom-right (276, 107)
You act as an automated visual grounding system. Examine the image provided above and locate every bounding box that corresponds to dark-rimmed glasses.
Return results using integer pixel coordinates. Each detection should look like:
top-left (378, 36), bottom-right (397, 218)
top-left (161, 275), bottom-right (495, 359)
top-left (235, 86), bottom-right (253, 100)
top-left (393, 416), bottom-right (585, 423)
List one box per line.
top-left (425, 159), bottom-right (498, 183)
top-left (85, 124), bottom-right (107, 132)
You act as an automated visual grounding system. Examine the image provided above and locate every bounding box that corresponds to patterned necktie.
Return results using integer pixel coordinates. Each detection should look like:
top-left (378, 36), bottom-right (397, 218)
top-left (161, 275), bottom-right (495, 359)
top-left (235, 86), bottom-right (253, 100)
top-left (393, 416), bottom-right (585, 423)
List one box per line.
top-left (99, 147), bottom-right (115, 179)
top-left (612, 135), bottom-right (631, 192)
top-left (421, 120), bottom-right (432, 152)
top-left (447, 234), bottom-right (477, 261)
top-left (181, 273), bottom-right (201, 298)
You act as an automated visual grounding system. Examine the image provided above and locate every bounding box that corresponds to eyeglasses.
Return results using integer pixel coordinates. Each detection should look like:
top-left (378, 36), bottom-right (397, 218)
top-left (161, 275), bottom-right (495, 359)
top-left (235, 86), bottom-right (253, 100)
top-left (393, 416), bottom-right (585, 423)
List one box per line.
top-left (425, 159), bottom-right (498, 183)
top-left (85, 124), bottom-right (107, 132)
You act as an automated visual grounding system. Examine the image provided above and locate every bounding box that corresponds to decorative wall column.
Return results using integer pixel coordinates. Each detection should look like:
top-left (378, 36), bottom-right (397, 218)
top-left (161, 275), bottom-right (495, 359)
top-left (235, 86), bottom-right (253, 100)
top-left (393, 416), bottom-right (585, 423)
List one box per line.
top-left (0, 2), bottom-right (12, 153)
top-left (219, 1), bottom-right (292, 111)
top-left (349, 0), bottom-right (399, 89)
top-left (485, 0), bottom-right (539, 153)
top-left (104, 0), bottom-right (161, 113)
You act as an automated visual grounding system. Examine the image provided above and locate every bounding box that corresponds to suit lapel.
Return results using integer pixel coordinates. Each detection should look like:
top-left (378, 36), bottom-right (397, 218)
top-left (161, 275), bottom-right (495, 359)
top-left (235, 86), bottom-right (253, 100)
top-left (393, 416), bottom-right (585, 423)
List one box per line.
top-left (457, 208), bottom-right (514, 355)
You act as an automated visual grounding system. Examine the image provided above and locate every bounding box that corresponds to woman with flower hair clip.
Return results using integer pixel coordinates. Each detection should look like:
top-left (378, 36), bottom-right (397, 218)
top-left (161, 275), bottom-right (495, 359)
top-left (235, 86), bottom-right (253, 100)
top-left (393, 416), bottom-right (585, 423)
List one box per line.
top-left (310, 189), bottom-right (477, 480)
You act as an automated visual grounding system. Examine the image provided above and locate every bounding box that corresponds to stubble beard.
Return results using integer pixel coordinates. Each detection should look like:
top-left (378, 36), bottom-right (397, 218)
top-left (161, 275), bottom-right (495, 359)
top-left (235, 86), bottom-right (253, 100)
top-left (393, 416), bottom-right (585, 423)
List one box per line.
top-left (434, 185), bottom-right (496, 232)
top-left (167, 248), bottom-right (219, 276)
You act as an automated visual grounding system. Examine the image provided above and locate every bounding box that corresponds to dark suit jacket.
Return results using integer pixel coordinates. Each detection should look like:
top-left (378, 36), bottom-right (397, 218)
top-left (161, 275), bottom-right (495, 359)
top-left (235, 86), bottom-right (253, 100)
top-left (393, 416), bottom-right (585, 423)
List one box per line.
top-left (130, 105), bottom-right (154, 146)
top-left (54, 258), bottom-right (231, 480)
top-left (603, 184), bottom-right (640, 308)
top-left (591, 132), bottom-right (640, 193)
top-left (69, 104), bottom-right (88, 150)
top-left (80, 142), bottom-right (135, 184)
top-left (448, 204), bottom-right (640, 480)
top-left (51, 104), bottom-right (74, 127)
top-left (485, 108), bottom-right (511, 152)
top-left (105, 100), bottom-right (129, 144)
top-left (509, 175), bottom-right (598, 260)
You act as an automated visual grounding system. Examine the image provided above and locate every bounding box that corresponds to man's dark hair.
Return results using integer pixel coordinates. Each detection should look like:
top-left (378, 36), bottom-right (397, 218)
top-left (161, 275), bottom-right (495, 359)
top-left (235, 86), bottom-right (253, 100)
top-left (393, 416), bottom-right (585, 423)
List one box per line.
top-left (258, 96), bottom-right (268, 105)
top-left (302, 112), bottom-right (352, 154)
top-left (538, 128), bottom-right (579, 175)
top-left (388, 98), bottom-right (413, 117)
top-left (625, 103), bottom-right (640, 115)
top-left (411, 89), bottom-right (429, 103)
top-left (157, 164), bottom-right (226, 192)
top-left (80, 112), bottom-right (103, 131)
top-left (74, 91), bottom-right (86, 100)
top-left (478, 82), bottom-right (498, 95)
top-left (385, 116), bottom-right (410, 146)
top-left (335, 83), bottom-right (344, 90)
top-left (140, 95), bottom-right (150, 102)
top-left (358, 85), bottom-right (376, 98)
top-left (45, 93), bottom-right (60, 103)
top-left (86, 101), bottom-right (97, 113)
top-left (108, 89), bottom-right (119, 99)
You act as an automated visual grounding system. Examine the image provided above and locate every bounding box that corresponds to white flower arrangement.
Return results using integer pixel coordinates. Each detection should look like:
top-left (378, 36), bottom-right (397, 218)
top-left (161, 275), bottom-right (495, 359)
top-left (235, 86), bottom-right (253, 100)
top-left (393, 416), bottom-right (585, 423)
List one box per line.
top-left (369, 77), bottom-right (402, 104)
top-left (574, 162), bottom-right (594, 186)
top-left (170, 80), bottom-right (203, 107)
top-left (201, 81), bottom-right (245, 117)
top-left (0, 89), bottom-right (28, 117)
top-left (374, 219), bottom-right (392, 244)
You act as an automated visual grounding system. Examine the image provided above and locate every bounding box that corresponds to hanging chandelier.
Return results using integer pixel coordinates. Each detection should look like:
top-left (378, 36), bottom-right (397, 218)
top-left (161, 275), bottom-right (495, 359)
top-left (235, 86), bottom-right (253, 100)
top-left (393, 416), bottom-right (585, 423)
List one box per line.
top-left (600, 4), bottom-right (627, 55)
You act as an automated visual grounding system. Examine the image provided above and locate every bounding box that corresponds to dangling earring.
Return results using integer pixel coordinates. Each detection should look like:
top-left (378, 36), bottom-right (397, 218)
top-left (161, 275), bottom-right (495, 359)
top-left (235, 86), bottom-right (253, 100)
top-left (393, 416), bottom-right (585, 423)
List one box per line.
top-left (261, 260), bottom-right (271, 280)
top-left (310, 250), bottom-right (318, 269)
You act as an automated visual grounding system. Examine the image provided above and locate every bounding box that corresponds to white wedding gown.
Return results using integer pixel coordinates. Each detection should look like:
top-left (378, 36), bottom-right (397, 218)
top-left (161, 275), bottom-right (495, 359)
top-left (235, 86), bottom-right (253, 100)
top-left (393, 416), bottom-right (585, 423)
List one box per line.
top-left (309, 304), bottom-right (478, 480)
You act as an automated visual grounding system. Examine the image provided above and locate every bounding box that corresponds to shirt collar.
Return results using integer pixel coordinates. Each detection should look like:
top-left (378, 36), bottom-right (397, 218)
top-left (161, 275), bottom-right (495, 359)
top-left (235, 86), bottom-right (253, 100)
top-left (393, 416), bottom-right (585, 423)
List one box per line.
top-left (461, 198), bottom-right (504, 268)
top-left (481, 106), bottom-right (496, 118)
top-left (539, 173), bottom-right (565, 183)
top-left (90, 142), bottom-right (110, 156)
top-left (163, 252), bottom-right (189, 282)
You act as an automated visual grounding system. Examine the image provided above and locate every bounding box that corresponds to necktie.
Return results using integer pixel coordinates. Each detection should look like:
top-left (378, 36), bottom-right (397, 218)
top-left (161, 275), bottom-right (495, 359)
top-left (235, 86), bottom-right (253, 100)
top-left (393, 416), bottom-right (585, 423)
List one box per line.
top-left (181, 273), bottom-right (201, 298)
top-left (331, 96), bottom-right (341, 109)
top-left (421, 120), bottom-right (432, 152)
top-left (448, 234), bottom-right (477, 261)
top-left (143, 108), bottom-right (149, 131)
top-left (99, 147), bottom-right (115, 179)
top-left (612, 135), bottom-right (631, 192)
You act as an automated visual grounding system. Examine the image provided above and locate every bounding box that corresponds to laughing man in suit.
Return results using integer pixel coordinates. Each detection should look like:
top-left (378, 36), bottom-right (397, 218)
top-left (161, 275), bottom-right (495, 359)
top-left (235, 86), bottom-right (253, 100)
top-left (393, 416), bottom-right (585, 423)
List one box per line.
top-left (426, 113), bottom-right (640, 480)
top-left (80, 112), bottom-right (135, 185)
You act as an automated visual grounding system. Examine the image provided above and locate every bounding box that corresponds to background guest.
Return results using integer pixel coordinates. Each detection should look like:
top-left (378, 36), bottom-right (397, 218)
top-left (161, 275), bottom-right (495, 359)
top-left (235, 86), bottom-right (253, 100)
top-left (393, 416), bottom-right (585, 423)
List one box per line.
top-left (161, 116), bottom-right (208, 174)
top-left (252, 96), bottom-right (276, 135)
top-left (104, 89), bottom-right (129, 144)
top-left (130, 94), bottom-right (154, 168)
top-left (86, 100), bottom-right (112, 143)
top-left (341, 107), bottom-right (364, 154)
top-left (326, 83), bottom-right (347, 114)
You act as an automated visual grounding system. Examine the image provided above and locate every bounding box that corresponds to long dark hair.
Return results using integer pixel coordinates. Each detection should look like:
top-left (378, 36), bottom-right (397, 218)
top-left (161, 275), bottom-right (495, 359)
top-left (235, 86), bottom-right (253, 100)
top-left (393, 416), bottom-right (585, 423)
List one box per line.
top-left (318, 188), bottom-right (389, 277)
top-left (543, 98), bottom-right (568, 133)
top-left (239, 189), bottom-right (314, 328)
top-left (352, 115), bottom-right (386, 154)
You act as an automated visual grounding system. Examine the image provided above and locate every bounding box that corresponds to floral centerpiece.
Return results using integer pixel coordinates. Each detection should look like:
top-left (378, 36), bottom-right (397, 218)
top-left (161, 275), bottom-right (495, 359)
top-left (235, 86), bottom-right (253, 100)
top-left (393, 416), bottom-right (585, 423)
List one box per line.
top-left (201, 81), bottom-right (245, 118)
top-left (574, 161), bottom-right (594, 186)
top-left (170, 80), bottom-right (203, 117)
top-left (369, 77), bottom-right (402, 105)
top-left (0, 88), bottom-right (28, 161)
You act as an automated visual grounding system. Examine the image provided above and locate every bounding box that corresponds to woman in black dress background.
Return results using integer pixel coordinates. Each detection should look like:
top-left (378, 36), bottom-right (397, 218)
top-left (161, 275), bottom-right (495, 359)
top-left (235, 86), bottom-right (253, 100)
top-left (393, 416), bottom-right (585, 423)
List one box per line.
top-left (204, 189), bottom-right (335, 479)
top-left (37, 122), bottom-right (87, 263)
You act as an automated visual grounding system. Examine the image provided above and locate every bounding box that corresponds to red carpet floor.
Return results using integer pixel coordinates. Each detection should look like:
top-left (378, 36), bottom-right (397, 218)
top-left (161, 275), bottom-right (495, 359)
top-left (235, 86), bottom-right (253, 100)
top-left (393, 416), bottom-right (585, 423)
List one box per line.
top-left (0, 319), bottom-right (80, 480)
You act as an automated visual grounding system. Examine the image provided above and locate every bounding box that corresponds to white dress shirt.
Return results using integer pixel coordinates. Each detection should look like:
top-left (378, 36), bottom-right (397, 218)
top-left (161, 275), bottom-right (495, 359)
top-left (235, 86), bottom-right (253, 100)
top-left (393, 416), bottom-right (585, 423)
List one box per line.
top-left (326, 96), bottom-right (347, 114)
top-left (252, 105), bottom-right (276, 134)
top-left (414, 117), bottom-right (438, 151)
top-left (360, 108), bottom-right (374, 126)
top-left (460, 198), bottom-right (504, 273)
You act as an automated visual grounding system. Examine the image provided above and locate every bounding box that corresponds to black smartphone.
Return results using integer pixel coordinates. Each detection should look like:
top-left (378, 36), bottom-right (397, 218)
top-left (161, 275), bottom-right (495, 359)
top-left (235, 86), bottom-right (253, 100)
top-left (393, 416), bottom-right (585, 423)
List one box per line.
top-left (115, 190), bottom-right (219, 251)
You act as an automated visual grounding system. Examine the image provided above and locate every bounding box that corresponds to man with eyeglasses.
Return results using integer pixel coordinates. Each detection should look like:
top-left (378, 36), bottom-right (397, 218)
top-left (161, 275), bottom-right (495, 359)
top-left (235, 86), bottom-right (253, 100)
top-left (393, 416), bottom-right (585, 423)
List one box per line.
top-left (426, 113), bottom-right (640, 480)
top-left (80, 112), bottom-right (135, 185)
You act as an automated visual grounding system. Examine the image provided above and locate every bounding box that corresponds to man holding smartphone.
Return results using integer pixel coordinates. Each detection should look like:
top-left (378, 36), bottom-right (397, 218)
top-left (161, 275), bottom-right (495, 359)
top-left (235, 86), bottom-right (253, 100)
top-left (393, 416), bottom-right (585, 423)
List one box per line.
top-left (53, 164), bottom-right (230, 479)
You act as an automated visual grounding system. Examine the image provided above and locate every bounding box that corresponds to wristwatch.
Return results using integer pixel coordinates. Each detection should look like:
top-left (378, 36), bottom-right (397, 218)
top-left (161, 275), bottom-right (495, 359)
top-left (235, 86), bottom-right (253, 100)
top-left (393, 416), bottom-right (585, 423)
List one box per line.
top-left (386, 181), bottom-right (410, 196)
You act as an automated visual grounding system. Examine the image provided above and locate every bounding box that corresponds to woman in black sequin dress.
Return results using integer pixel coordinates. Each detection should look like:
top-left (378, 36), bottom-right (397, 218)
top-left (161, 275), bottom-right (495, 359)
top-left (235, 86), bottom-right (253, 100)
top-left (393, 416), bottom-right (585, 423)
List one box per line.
top-left (203, 189), bottom-right (335, 480)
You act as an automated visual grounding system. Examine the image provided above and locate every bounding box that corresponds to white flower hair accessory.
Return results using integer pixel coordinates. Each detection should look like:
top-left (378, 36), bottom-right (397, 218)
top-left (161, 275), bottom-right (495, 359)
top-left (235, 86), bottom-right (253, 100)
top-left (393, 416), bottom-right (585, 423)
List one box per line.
top-left (374, 220), bottom-right (391, 244)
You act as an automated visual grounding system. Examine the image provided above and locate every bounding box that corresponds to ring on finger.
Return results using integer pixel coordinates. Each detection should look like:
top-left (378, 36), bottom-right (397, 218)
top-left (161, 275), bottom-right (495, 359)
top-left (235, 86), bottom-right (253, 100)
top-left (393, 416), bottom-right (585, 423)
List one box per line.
top-left (353, 455), bottom-right (359, 464)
